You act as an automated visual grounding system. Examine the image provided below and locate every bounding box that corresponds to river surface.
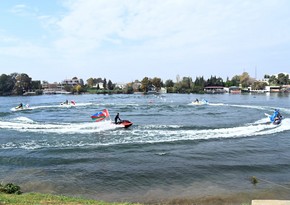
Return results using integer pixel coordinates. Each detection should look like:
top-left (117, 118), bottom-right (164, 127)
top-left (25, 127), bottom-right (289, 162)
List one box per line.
top-left (0, 93), bottom-right (290, 204)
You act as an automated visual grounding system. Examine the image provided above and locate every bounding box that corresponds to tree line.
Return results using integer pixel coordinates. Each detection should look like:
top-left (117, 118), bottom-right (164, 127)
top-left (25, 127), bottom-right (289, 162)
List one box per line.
top-left (0, 73), bottom-right (41, 96)
top-left (0, 72), bottom-right (289, 96)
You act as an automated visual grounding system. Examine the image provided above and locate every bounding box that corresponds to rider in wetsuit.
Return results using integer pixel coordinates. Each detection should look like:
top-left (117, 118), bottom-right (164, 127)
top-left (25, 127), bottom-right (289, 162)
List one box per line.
top-left (115, 113), bottom-right (121, 124)
top-left (17, 103), bottom-right (23, 109)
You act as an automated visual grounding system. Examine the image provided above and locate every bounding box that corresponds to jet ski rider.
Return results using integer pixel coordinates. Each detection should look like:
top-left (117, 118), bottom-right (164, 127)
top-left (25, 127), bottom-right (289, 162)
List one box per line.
top-left (16, 103), bottom-right (23, 109)
top-left (115, 113), bottom-right (122, 124)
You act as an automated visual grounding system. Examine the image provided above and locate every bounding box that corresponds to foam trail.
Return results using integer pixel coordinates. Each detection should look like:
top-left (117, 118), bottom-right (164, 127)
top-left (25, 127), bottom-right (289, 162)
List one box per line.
top-left (10, 102), bottom-right (93, 111)
top-left (1, 116), bottom-right (289, 150)
top-left (0, 118), bottom-right (122, 134)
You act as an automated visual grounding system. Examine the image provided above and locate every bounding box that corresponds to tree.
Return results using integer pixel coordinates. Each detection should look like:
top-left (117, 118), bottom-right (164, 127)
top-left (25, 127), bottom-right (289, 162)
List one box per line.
top-left (277, 73), bottom-right (289, 85)
top-left (124, 83), bottom-right (134, 94)
top-left (63, 85), bottom-right (72, 92)
top-left (252, 81), bottom-right (267, 90)
top-left (141, 77), bottom-right (150, 92)
top-left (31, 80), bottom-right (42, 90)
top-left (108, 80), bottom-right (114, 90)
top-left (73, 84), bottom-right (83, 94)
top-left (231, 75), bottom-right (240, 87)
top-left (181, 77), bottom-right (192, 90)
top-left (79, 78), bottom-right (84, 86)
top-left (152, 77), bottom-right (162, 91)
top-left (194, 76), bottom-right (205, 87)
top-left (192, 76), bottom-right (205, 93)
top-left (86, 78), bottom-right (94, 87)
top-left (103, 78), bottom-right (107, 90)
top-left (206, 76), bottom-right (224, 87)
top-left (268, 75), bottom-right (278, 85)
top-left (13, 73), bottom-right (32, 95)
top-left (0, 74), bottom-right (15, 95)
top-left (95, 78), bottom-right (103, 83)
top-left (264, 74), bottom-right (270, 79)
top-left (165, 79), bottom-right (174, 87)
top-left (240, 72), bottom-right (251, 88)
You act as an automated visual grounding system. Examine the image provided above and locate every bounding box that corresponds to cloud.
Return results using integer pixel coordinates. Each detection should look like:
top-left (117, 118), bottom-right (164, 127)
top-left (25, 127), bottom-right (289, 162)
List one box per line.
top-left (9, 4), bottom-right (38, 16)
top-left (51, 0), bottom-right (290, 55)
top-left (2, 0), bottom-right (290, 82)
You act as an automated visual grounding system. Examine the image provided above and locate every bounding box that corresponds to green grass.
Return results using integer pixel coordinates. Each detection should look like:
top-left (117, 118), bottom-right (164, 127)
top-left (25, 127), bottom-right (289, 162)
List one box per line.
top-left (0, 193), bottom-right (141, 205)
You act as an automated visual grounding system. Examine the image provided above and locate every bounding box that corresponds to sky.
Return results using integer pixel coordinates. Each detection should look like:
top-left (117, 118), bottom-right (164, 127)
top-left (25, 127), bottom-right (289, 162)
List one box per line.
top-left (0, 0), bottom-right (290, 83)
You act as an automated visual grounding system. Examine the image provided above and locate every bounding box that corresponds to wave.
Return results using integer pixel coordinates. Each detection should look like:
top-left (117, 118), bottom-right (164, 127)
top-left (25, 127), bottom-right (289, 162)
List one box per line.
top-left (188, 102), bottom-right (290, 119)
top-left (1, 116), bottom-right (289, 150)
top-left (0, 118), bottom-right (122, 134)
top-left (10, 102), bottom-right (93, 111)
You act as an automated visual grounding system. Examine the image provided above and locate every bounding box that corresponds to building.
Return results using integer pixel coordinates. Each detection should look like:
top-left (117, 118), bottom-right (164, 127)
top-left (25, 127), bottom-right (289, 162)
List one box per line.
top-left (61, 77), bottom-right (81, 86)
top-left (116, 82), bottom-right (127, 89)
top-left (224, 86), bottom-right (241, 94)
top-left (204, 86), bottom-right (225, 94)
top-left (93, 82), bottom-right (104, 89)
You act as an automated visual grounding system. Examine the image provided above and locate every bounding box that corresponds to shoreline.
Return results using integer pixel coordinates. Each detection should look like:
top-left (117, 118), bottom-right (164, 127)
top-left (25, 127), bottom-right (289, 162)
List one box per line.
top-left (16, 184), bottom-right (290, 205)
top-left (1, 188), bottom-right (290, 205)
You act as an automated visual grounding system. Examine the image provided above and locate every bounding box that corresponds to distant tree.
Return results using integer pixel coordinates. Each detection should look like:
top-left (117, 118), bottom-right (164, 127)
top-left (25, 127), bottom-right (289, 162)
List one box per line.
top-left (152, 77), bottom-right (162, 91)
top-left (240, 72), bottom-right (251, 88)
top-left (264, 74), bottom-right (270, 79)
top-left (86, 78), bottom-right (94, 87)
top-left (277, 73), bottom-right (289, 85)
top-left (124, 83), bottom-right (134, 94)
top-left (231, 75), bottom-right (240, 87)
top-left (31, 80), bottom-right (42, 90)
top-left (181, 77), bottom-right (192, 90)
top-left (107, 80), bottom-right (114, 90)
top-left (193, 76), bottom-right (205, 87)
top-left (95, 78), bottom-right (103, 83)
top-left (224, 77), bottom-right (233, 87)
top-left (0, 74), bottom-right (15, 95)
top-left (79, 78), bottom-right (84, 86)
top-left (103, 78), bottom-right (107, 90)
top-left (268, 75), bottom-right (278, 85)
top-left (141, 77), bottom-right (150, 92)
top-left (252, 81), bottom-right (268, 90)
top-left (191, 77), bottom-right (205, 93)
top-left (165, 79), bottom-right (174, 87)
top-left (62, 85), bottom-right (71, 92)
top-left (13, 73), bottom-right (32, 95)
top-left (206, 76), bottom-right (224, 87)
top-left (173, 81), bottom-right (182, 93)
top-left (73, 84), bottom-right (83, 94)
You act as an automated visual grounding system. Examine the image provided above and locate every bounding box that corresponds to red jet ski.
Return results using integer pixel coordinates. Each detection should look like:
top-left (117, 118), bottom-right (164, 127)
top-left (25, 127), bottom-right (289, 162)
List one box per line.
top-left (116, 120), bottom-right (133, 128)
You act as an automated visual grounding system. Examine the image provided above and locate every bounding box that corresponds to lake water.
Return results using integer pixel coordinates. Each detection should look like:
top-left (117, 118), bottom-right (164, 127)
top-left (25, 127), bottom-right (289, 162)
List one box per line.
top-left (0, 93), bottom-right (290, 204)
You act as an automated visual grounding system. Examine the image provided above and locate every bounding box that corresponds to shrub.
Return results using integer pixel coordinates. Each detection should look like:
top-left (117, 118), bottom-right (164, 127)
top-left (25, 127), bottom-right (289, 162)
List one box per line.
top-left (0, 183), bottom-right (22, 194)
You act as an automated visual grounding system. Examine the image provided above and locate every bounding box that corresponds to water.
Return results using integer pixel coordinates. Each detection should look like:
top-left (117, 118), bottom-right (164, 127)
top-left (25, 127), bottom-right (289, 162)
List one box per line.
top-left (1, 93), bottom-right (290, 204)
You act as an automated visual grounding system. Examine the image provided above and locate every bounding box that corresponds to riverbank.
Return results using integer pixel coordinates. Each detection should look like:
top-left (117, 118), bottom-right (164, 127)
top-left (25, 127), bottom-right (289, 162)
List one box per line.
top-left (0, 193), bottom-right (141, 205)
top-left (2, 192), bottom-right (290, 205)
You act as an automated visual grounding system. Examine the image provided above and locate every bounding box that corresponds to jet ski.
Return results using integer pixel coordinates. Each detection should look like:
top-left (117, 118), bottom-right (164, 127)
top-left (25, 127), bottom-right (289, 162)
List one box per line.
top-left (268, 109), bottom-right (283, 125)
top-left (116, 120), bottom-right (133, 128)
top-left (60, 100), bottom-right (76, 107)
top-left (273, 116), bottom-right (282, 125)
top-left (192, 99), bottom-right (209, 105)
top-left (11, 104), bottom-right (31, 111)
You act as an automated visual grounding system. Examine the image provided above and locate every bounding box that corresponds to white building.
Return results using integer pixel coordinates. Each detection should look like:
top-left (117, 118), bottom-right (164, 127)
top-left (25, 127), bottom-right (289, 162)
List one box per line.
top-left (61, 77), bottom-right (81, 86)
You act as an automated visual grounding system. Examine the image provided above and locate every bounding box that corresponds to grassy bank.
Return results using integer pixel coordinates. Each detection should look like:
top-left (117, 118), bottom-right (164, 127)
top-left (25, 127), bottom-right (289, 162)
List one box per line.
top-left (0, 193), bottom-right (140, 205)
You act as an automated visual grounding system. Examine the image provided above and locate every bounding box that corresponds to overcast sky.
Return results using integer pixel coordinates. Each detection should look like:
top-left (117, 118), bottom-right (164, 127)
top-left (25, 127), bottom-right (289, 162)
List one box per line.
top-left (0, 0), bottom-right (289, 83)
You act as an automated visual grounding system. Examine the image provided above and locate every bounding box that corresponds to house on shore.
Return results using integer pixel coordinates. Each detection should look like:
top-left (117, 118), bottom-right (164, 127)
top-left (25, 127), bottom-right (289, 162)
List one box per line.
top-left (224, 86), bottom-right (241, 94)
top-left (204, 86), bottom-right (225, 94)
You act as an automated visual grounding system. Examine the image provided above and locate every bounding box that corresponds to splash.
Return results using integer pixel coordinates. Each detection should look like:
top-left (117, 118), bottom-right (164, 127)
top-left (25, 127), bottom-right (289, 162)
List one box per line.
top-left (10, 102), bottom-right (93, 111)
top-left (0, 118), bottom-right (120, 134)
top-left (1, 116), bottom-right (289, 150)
